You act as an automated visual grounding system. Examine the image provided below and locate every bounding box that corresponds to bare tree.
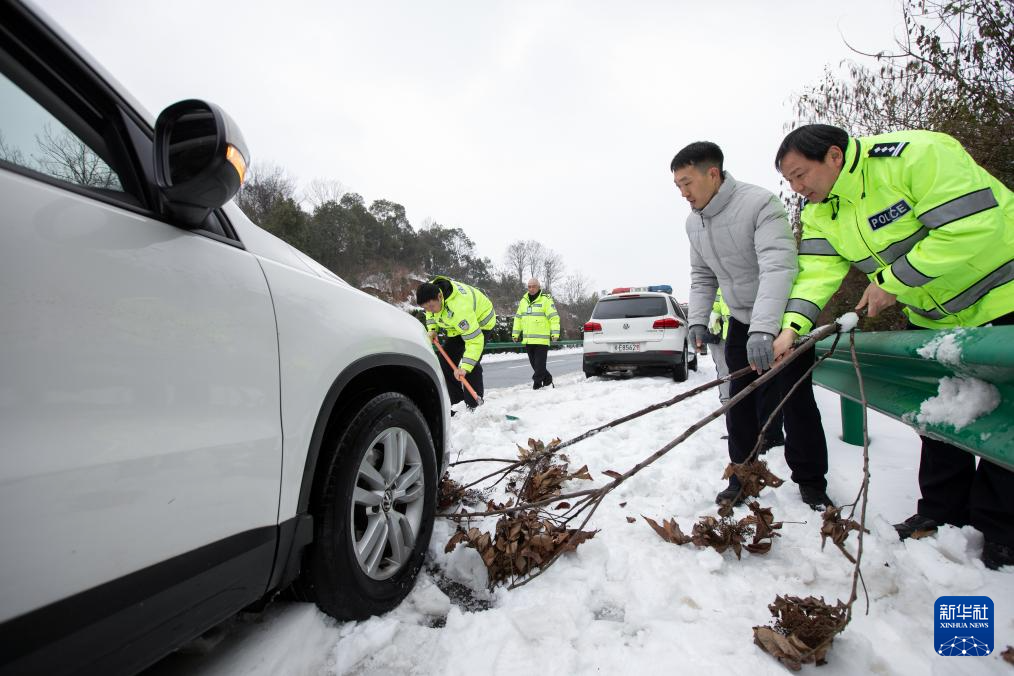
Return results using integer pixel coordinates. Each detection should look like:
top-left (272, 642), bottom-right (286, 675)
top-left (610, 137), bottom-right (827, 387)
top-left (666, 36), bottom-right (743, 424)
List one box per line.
top-left (303, 177), bottom-right (346, 211)
top-left (540, 249), bottom-right (566, 293)
top-left (791, 0), bottom-right (1013, 185)
top-left (235, 163), bottom-right (298, 223)
top-left (504, 240), bottom-right (532, 285)
top-left (559, 272), bottom-right (591, 306)
top-left (32, 123), bottom-right (120, 189)
top-left (525, 240), bottom-right (545, 281)
top-left (0, 131), bottom-right (26, 165)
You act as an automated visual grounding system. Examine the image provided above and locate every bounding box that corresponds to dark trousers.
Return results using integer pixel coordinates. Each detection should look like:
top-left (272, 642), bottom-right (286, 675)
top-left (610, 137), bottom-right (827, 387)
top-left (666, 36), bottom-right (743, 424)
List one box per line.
top-left (526, 344), bottom-right (552, 386)
top-left (912, 311), bottom-right (1014, 545)
top-left (757, 383), bottom-right (785, 443)
top-left (438, 335), bottom-right (485, 408)
top-left (725, 317), bottom-right (828, 489)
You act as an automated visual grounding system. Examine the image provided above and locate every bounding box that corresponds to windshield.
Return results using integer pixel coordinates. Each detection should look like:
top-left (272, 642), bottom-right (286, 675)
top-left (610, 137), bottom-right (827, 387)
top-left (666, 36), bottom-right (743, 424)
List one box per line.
top-left (592, 296), bottom-right (668, 319)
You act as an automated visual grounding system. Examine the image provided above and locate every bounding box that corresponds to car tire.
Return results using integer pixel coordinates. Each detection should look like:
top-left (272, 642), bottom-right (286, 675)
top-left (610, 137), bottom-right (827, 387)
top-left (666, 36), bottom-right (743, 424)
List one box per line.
top-left (298, 392), bottom-right (436, 620)
top-left (673, 343), bottom-right (689, 382)
top-left (689, 351), bottom-right (698, 372)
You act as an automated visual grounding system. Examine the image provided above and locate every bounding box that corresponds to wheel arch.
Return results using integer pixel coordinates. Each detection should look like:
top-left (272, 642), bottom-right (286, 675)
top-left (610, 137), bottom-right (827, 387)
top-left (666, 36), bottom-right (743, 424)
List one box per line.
top-left (268, 353), bottom-right (445, 593)
top-left (298, 353), bottom-right (445, 515)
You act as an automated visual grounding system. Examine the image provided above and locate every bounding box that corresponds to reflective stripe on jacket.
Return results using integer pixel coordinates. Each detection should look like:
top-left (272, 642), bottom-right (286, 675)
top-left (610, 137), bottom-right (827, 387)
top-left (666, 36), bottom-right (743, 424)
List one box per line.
top-left (783, 130), bottom-right (1014, 333)
top-left (511, 292), bottom-right (561, 345)
top-left (424, 276), bottom-right (497, 372)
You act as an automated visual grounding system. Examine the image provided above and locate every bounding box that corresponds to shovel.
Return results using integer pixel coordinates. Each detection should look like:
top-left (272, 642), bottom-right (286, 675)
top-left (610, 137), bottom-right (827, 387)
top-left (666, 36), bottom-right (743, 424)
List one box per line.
top-left (432, 337), bottom-right (484, 407)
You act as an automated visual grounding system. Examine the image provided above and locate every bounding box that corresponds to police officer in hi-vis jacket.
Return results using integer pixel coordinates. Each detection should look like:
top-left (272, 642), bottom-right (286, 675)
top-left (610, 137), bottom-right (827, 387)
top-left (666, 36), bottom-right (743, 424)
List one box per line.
top-left (512, 278), bottom-right (561, 389)
top-left (773, 124), bottom-right (1014, 569)
top-left (417, 276), bottom-right (497, 410)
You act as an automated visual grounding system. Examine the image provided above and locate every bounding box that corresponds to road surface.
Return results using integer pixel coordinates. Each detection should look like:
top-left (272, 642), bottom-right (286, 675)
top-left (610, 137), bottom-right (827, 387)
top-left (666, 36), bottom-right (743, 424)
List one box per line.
top-left (482, 352), bottom-right (584, 389)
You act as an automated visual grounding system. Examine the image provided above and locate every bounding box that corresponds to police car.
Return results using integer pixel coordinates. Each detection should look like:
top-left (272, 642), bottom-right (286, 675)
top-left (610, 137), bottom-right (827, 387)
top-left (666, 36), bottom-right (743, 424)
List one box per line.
top-left (582, 285), bottom-right (698, 381)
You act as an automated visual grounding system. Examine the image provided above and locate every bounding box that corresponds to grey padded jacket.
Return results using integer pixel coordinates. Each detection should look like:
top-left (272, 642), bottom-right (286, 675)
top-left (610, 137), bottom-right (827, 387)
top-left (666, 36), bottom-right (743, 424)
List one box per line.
top-left (685, 173), bottom-right (797, 337)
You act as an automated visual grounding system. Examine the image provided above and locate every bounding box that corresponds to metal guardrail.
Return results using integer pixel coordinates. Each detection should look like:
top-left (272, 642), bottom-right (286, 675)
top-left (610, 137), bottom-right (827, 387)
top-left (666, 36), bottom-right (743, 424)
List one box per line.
top-left (814, 326), bottom-right (1014, 471)
top-left (484, 340), bottom-right (583, 354)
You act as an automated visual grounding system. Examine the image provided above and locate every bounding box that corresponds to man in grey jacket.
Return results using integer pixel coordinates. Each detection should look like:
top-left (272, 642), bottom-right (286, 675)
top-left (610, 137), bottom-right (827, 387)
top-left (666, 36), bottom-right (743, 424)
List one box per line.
top-left (671, 141), bottom-right (831, 509)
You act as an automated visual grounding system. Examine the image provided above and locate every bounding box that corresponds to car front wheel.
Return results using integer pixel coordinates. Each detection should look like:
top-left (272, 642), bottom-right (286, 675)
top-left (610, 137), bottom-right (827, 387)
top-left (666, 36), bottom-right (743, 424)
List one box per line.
top-left (299, 392), bottom-right (436, 620)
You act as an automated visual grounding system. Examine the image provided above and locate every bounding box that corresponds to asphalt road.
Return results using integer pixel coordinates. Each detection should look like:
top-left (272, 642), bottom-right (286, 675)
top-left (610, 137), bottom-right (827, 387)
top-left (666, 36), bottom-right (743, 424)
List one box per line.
top-left (482, 352), bottom-right (584, 389)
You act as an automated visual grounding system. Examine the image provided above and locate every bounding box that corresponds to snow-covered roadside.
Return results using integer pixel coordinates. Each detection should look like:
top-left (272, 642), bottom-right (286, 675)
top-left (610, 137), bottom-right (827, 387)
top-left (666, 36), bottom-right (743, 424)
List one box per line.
top-left (149, 353), bottom-right (1013, 676)
top-left (481, 346), bottom-right (583, 364)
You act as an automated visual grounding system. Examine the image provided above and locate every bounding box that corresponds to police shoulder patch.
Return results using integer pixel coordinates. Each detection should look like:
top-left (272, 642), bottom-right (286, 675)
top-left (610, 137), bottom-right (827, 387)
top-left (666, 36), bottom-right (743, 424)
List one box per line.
top-left (868, 141), bottom-right (909, 158)
top-left (458, 320), bottom-right (470, 331)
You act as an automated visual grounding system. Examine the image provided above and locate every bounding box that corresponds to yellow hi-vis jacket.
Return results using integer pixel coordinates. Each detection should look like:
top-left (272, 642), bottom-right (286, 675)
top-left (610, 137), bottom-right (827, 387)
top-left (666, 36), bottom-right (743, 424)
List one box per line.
top-left (783, 130), bottom-right (1014, 333)
top-left (709, 291), bottom-right (730, 340)
top-left (424, 276), bottom-right (496, 372)
top-left (511, 291), bottom-right (561, 345)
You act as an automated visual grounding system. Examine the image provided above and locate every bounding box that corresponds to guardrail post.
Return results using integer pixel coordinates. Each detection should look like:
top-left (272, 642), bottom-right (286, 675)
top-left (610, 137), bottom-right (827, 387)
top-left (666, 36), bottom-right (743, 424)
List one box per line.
top-left (839, 397), bottom-right (865, 447)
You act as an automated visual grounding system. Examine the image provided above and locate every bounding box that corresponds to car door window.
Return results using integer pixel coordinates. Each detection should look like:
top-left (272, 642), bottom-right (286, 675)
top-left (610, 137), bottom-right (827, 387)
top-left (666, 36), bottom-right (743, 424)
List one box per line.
top-left (0, 70), bottom-right (123, 193)
top-left (669, 298), bottom-right (688, 320)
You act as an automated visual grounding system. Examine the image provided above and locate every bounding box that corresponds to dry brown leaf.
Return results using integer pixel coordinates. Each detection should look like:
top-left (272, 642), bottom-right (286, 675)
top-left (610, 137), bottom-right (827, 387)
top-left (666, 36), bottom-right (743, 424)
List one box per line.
top-left (642, 503), bottom-right (780, 559)
top-left (618, 502), bottom-right (627, 508)
top-left (1001, 646), bottom-right (1014, 665)
top-left (753, 595), bottom-right (848, 670)
top-left (642, 515), bottom-right (693, 545)
top-left (723, 460), bottom-right (784, 498)
top-left (603, 469), bottom-right (622, 480)
top-left (626, 516), bottom-right (636, 523)
top-left (819, 506), bottom-right (866, 563)
top-left (444, 509), bottom-right (597, 587)
top-left (910, 528), bottom-right (937, 540)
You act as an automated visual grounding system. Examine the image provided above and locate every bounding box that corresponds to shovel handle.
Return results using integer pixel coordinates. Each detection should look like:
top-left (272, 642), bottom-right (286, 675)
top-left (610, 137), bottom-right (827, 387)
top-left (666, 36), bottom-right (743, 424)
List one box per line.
top-left (432, 337), bottom-right (484, 406)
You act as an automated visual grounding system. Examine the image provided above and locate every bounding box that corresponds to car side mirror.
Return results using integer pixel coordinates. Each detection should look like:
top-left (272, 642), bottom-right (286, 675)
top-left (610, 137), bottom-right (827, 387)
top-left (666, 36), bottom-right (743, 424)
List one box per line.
top-left (154, 99), bottom-right (249, 228)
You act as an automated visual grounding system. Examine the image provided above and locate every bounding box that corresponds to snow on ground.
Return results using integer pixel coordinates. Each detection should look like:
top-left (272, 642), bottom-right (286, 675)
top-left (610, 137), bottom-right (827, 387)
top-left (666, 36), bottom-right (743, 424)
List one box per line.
top-left (482, 346), bottom-right (582, 363)
top-left (151, 353), bottom-right (1013, 676)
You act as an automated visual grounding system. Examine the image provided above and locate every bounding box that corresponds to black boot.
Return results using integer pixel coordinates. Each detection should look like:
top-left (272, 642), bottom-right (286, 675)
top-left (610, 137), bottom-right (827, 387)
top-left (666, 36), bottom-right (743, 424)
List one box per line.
top-left (799, 484), bottom-right (834, 511)
top-left (893, 513), bottom-right (939, 541)
top-left (982, 541), bottom-right (1014, 570)
top-left (533, 380), bottom-right (543, 390)
top-left (715, 478), bottom-right (744, 506)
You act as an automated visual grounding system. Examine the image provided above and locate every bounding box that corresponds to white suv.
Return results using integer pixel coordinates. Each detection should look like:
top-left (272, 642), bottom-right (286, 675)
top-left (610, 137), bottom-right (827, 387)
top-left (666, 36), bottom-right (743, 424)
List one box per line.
top-left (0, 2), bottom-right (450, 673)
top-left (582, 286), bottom-right (698, 381)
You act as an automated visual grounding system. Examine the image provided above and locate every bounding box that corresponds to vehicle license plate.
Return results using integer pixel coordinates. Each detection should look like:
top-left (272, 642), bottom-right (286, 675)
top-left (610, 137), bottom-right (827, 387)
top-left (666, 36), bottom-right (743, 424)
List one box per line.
top-left (614, 343), bottom-right (640, 352)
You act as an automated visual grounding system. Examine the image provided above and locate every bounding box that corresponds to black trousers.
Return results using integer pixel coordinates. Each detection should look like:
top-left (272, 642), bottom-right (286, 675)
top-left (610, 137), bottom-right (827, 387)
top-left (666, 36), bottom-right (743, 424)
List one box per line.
top-left (438, 335), bottom-right (485, 408)
top-left (526, 344), bottom-right (552, 386)
top-left (912, 311), bottom-right (1014, 545)
top-left (757, 383), bottom-right (785, 443)
top-left (725, 317), bottom-right (828, 488)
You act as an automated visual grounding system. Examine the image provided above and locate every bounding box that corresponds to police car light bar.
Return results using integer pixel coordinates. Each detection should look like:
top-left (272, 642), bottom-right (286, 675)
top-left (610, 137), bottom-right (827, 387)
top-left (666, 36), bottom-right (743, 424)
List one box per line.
top-left (610, 285), bottom-right (673, 294)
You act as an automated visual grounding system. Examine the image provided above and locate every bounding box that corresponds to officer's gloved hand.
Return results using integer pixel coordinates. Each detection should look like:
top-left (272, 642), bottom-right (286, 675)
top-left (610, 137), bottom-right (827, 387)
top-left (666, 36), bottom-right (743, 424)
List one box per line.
top-left (708, 311), bottom-right (721, 335)
top-left (746, 332), bottom-right (775, 372)
top-left (687, 324), bottom-right (708, 353)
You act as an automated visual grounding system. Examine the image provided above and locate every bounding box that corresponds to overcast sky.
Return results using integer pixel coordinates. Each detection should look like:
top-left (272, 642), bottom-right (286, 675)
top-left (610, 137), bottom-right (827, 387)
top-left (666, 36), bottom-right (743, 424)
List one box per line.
top-left (36, 0), bottom-right (902, 298)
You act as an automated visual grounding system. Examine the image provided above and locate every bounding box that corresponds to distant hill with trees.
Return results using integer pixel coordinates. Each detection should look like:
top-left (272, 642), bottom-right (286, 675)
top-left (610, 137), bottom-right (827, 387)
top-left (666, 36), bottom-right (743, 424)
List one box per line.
top-left (234, 168), bottom-right (598, 339)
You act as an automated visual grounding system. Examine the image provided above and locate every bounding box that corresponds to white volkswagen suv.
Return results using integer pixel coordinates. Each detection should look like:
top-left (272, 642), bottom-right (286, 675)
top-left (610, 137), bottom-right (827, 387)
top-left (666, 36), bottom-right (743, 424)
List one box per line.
top-left (0, 2), bottom-right (450, 673)
top-left (582, 286), bottom-right (698, 381)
